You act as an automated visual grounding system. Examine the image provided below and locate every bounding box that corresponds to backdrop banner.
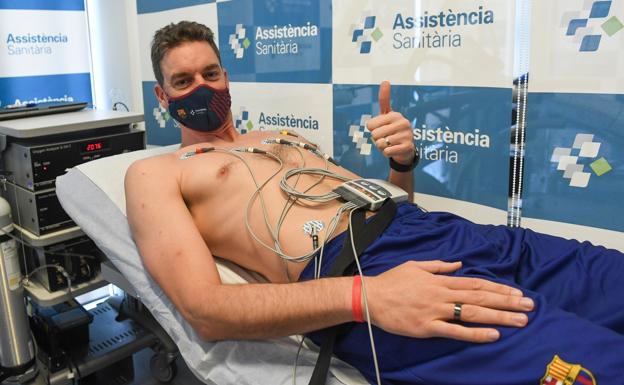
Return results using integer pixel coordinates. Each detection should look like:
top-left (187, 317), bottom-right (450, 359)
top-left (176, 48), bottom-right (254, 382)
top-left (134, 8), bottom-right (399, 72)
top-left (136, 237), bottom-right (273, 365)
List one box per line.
top-left (136, 0), bottom-right (516, 217)
top-left (524, 0), bottom-right (624, 234)
top-left (0, 0), bottom-right (91, 107)
top-left (217, 0), bottom-right (332, 83)
top-left (332, 0), bottom-right (516, 88)
top-left (529, 0), bottom-right (624, 94)
top-left (523, 93), bottom-right (623, 232)
top-left (333, 84), bottom-right (511, 210)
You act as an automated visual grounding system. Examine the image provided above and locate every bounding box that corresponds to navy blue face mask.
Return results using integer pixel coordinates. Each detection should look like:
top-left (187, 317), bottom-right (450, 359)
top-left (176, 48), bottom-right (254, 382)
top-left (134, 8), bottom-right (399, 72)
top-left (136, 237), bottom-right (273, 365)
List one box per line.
top-left (167, 84), bottom-right (232, 132)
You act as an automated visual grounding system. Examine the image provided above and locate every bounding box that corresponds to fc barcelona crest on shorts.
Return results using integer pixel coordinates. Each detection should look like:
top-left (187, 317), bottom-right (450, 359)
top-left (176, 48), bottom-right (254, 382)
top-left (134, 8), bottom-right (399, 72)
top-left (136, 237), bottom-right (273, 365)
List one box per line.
top-left (540, 355), bottom-right (596, 385)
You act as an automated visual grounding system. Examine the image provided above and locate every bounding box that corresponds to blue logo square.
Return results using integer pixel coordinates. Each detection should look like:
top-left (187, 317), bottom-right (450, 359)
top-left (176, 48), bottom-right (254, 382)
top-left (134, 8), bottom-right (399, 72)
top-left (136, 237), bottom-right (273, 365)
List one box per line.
top-left (242, 110), bottom-right (248, 120)
top-left (589, 1), bottom-right (611, 18)
top-left (580, 34), bottom-right (601, 51)
top-left (360, 41), bottom-right (372, 54)
top-left (364, 16), bottom-right (376, 29)
top-left (352, 29), bottom-right (364, 42)
top-left (566, 19), bottom-right (588, 36)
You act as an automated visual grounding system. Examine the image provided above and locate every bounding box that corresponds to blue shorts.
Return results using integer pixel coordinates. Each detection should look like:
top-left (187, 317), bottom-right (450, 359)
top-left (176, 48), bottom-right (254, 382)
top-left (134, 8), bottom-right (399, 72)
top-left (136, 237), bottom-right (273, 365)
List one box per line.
top-left (299, 203), bottom-right (624, 385)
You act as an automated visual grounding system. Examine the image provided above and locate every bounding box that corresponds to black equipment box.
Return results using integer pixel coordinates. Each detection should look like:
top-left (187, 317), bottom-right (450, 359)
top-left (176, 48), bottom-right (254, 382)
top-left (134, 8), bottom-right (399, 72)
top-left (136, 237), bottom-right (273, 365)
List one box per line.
top-left (29, 299), bottom-right (93, 373)
top-left (22, 235), bottom-right (103, 292)
top-left (2, 184), bottom-right (74, 236)
top-left (2, 126), bottom-right (145, 191)
top-left (0, 126), bottom-right (145, 236)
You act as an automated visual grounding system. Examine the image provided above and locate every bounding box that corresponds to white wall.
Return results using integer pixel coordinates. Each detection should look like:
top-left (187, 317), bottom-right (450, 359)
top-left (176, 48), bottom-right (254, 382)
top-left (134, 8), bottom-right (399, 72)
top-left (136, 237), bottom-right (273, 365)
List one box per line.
top-left (86, 0), bottom-right (143, 113)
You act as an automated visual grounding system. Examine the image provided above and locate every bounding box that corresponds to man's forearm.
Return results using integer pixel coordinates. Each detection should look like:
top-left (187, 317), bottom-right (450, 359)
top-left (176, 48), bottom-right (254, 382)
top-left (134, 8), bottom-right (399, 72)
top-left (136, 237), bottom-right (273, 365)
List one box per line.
top-left (188, 276), bottom-right (353, 341)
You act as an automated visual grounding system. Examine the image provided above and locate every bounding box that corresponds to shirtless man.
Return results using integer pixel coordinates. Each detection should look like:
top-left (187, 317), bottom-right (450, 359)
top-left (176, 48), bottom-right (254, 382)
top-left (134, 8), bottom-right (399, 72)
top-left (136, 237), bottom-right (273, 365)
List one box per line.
top-left (125, 21), bottom-right (624, 384)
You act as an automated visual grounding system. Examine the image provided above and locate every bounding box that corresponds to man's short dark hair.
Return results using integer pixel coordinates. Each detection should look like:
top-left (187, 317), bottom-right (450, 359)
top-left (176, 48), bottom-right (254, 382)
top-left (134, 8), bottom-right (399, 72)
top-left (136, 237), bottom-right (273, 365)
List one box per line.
top-left (151, 21), bottom-right (222, 87)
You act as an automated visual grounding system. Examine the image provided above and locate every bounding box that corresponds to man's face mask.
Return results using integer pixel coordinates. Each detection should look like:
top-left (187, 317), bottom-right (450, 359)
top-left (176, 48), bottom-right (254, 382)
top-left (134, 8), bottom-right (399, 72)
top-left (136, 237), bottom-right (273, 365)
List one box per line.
top-left (167, 84), bottom-right (231, 132)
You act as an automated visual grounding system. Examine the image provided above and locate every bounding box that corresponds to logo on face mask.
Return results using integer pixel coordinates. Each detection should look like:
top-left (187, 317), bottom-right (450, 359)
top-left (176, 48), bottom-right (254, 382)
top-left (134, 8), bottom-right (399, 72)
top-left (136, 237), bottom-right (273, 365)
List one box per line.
top-left (167, 84), bottom-right (231, 132)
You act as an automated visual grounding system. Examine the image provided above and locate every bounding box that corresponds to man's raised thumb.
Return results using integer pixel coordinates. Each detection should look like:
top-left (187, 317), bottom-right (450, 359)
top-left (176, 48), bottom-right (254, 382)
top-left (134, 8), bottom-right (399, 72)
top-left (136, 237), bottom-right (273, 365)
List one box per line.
top-left (379, 80), bottom-right (392, 114)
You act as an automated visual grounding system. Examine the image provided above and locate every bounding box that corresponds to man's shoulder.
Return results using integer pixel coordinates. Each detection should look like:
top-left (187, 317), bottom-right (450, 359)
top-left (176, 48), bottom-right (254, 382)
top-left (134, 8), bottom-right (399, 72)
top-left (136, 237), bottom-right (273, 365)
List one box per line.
top-left (126, 151), bottom-right (179, 181)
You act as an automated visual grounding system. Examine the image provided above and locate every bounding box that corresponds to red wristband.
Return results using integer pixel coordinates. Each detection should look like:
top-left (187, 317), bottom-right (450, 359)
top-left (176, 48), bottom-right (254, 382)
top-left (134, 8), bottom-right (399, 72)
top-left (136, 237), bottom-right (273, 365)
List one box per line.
top-left (352, 275), bottom-right (364, 323)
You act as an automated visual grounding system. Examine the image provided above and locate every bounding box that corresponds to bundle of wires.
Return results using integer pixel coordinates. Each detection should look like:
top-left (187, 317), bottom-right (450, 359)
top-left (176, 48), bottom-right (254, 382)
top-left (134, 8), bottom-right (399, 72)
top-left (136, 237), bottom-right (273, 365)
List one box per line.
top-left (183, 139), bottom-right (382, 385)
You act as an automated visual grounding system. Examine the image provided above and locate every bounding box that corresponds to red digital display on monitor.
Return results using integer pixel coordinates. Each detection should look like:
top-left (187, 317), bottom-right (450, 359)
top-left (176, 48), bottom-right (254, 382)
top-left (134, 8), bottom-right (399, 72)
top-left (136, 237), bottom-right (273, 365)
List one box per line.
top-left (85, 142), bottom-right (103, 152)
top-left (81, 139), bottom-right (110, 154)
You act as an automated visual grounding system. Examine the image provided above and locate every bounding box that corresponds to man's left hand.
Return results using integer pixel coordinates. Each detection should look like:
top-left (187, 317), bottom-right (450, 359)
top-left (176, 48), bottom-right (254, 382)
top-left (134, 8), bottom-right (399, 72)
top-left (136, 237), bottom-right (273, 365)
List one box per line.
top-left (366, 81), bottom-right (415, 165)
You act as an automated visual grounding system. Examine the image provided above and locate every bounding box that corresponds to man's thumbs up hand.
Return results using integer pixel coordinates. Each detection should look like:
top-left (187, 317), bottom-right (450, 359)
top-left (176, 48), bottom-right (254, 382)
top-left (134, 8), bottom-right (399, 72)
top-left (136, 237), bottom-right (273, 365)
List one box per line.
top-left (366, 81), bottom-right (415, 166)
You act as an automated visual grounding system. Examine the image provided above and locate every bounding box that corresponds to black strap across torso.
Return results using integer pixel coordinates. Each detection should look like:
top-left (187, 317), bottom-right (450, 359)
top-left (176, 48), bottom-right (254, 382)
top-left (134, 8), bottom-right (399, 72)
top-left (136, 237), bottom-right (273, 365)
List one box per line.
top-left (308, 199), bottom-right (397, 385)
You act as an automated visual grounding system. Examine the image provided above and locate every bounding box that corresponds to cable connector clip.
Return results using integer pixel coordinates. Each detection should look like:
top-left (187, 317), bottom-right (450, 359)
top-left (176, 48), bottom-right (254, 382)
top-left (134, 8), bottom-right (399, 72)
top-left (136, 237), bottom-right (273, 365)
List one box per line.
top-left (303, 220), bottom-right (324, 250)
top-left (179, 147), bottom-right (215, 159)
top-left (234, 147), bottom-right (267, 154)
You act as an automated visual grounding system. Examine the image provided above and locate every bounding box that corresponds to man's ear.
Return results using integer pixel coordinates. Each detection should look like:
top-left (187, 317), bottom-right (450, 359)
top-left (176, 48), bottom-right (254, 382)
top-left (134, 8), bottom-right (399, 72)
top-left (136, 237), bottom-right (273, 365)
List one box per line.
top-left (154, 84), bottom-right (168, 110)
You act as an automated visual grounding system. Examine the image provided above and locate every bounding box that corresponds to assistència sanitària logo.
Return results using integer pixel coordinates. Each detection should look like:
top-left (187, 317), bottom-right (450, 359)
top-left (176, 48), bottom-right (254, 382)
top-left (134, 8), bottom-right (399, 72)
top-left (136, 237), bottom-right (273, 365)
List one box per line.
top-left (350, 14), bottom-right (383, 54)
top-left (551, 133), bottom-right (613, 188)
top-left (565, 0), bottom-right (623, 52)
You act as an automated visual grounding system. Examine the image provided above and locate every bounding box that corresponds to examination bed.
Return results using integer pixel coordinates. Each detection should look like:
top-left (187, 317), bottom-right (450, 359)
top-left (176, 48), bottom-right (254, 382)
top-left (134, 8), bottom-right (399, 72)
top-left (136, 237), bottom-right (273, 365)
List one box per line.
top-left (55, 145), bottom-right (368, 385)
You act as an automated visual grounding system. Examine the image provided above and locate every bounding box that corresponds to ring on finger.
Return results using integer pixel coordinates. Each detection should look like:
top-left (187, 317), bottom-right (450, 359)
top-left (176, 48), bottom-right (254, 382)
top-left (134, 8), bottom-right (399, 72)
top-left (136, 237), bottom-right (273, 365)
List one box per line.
top-left (453, 303), bottom-right (463, 321)
top-left (383, 137), bottom-right (391, 147)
